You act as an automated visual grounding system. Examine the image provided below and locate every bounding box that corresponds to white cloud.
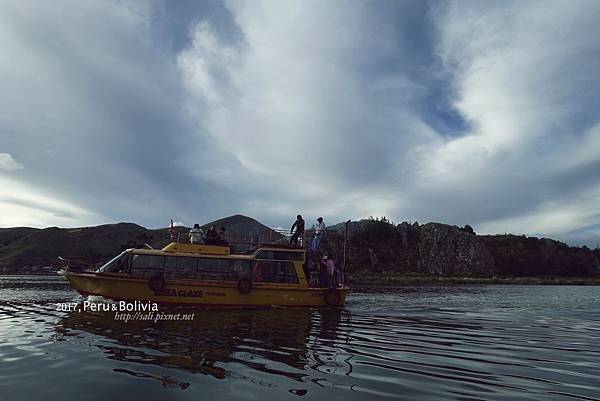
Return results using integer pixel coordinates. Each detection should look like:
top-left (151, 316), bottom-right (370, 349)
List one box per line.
top-left (398, 1), bottom-right (600, 238)
top-left (0, 176), bottom-right (97, 227)
top-left (173, 0), bottom-right (600, 244)
top-left (0, 153), bottom-right (23, 172)
top-left (1, 0), bottom-right (600, 245)
top-left (0, 0), bottom-right (230, 227)
top-left (177, 1), bottom-right (438, 223)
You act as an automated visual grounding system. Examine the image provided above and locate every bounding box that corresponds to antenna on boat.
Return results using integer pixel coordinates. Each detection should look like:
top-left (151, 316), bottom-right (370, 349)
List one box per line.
top-left (343, 220), bottom-right (351, 286)
top-left (58, 256), bottom-right (71, 271)
top-left (144, 244), bottom-right (154, 250)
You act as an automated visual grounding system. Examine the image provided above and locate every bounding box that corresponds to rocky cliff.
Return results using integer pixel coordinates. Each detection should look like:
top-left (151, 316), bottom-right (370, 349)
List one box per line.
top-left (344, 220), bottom-right (495, 277)
top-left (340, 218), bottom-right (600, 278)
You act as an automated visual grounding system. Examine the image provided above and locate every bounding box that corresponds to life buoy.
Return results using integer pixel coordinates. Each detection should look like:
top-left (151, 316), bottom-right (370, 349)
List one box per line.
top-left (324, 289), bottom-right (341, 306)
top-left (237, 278), bottom-right (253, 294)
top-left (148, 275), bottom-right (166, 292)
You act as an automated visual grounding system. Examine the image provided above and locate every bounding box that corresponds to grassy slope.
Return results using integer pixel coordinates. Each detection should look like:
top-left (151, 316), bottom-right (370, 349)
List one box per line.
top-left (0, 215), bottom-right (279, 270)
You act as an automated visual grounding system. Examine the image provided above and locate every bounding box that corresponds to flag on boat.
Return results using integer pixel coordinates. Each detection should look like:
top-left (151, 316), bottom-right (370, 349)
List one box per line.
top-left (169, 219), bottom-right (175, 239)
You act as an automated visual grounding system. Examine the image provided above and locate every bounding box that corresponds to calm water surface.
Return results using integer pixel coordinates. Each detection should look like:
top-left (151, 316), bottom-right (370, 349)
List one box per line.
top-left (0, 276), bottom-right (599, 400)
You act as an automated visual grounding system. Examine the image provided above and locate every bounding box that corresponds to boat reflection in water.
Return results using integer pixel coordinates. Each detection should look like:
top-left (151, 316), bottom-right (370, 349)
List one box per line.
top-left (55, 304), bottom-right (349, 390)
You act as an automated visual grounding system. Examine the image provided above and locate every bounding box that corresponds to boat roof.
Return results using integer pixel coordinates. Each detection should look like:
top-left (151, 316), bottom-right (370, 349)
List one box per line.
top-left (127, 242), bottom-right (304, 259)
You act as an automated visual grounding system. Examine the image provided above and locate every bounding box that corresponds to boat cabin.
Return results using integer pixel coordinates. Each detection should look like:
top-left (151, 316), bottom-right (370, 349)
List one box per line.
top-left (96, 243), bottom-right (308, 286)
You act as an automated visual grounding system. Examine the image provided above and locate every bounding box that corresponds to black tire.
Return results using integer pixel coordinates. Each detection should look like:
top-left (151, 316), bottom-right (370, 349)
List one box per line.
top-left (237, 278), bottom-right (253, 294)
top-left (148, 275), bottom-right (166, 292)
top-left (324, 289), bottom-right (341, 306)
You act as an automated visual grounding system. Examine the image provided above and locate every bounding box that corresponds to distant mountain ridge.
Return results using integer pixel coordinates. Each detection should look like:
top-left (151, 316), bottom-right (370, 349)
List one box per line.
top-left (199, 214), bottom-right (283, 241)
top-left (1, 215), bottom-right (599, 278)
top-left (0, 215), bottom-right (278, 271)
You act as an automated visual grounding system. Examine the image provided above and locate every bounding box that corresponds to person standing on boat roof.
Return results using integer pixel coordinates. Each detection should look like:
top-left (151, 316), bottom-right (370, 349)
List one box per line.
top-left (311, 217), bottom-right (326, 251)
top-left (218, 226), bottom-right (228, 245)
top-left (290, 214), bottom-right (305, 246)
top-left (188, 224), bottom-right (204, 244)
top-left (205, 225), bottom-right (218, 245)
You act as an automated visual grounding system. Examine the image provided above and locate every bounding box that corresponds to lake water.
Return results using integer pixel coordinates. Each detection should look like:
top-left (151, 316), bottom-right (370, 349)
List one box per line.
top-left (1, 276), bottom-right (599, 400)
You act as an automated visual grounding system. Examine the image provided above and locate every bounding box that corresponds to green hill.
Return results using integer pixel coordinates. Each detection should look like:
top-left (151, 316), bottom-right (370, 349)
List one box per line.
top-left (0, 215), bottom-right (279, 272)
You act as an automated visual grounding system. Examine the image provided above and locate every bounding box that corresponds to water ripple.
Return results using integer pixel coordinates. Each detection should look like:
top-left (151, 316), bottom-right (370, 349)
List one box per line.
top-left (1, 277), bottom-right (599, 400)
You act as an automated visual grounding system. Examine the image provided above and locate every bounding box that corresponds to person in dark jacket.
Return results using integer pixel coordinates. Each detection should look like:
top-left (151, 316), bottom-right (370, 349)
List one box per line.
top-left (205, 225), bottom-right (218, 245)
top-left (289, 214), bottom-right (305, 246)
top-left (319, 256), bottom-right (329, 288)
top-left (218, 226), bottom-right (228, 245)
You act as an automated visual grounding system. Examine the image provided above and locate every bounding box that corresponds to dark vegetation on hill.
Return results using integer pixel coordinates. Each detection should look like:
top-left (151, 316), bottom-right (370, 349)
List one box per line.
top-left (332, 218), bottom-right (600, 278)
top-left (0, 215), bottom-right (278, 272)
top-left (1, 215), bottom-right (599, 278)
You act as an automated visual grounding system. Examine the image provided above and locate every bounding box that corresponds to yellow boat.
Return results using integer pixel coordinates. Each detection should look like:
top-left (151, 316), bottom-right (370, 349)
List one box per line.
top-left (60, 242), bottom-right (349, 307)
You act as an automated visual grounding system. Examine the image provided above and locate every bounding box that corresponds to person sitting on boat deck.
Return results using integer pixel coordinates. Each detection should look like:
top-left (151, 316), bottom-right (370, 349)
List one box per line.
top-left (319, 255), bottom-right (330, 288)
top-left (205, 225), bottom-right (218, 245)
top-left (310, 217), bottom-right (326, 251)
top-left (188, 223), bottom-right (204, 244)
top-left (217, 226), bottom-right (228, 245)
top-left (289, 214), bottom-right (305, 246)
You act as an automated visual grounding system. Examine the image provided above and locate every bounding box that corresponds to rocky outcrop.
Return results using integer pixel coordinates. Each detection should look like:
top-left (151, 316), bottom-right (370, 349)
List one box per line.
top-left (346, 220), bottom-right (495, 277)
top-left (416, 223), bottom-right (495, 276)
top-left (343, 219), bottom-right (600, 278)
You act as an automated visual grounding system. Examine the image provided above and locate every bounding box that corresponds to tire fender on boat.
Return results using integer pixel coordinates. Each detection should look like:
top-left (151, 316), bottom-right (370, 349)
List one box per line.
top-left (237, 278), bottom-right (253, 294)
top-left (148, 275), bottom-right (166, 292)
top-left (324, 288), bottom-right (341, 306)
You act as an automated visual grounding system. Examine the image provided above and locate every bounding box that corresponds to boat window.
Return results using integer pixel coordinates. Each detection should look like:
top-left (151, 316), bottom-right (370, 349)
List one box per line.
top-left (165, 256), bottom-right (177, 269)
top-left (231, 260), bottom-right (253, 276)
top-left (130, 254), bottom-right (165, 278)
top-left (165, 257), bottom-right (198, 280)
top-left (195, 258), bottom-right (252, 280)
top-left (97, 252), bottom-right (129, 273)
top-left (254, 250), bottom-right (303, 261)
top-left (162, 257), bottom-right (254, 281)
top-left (251, 261), bottom-right (299, 284)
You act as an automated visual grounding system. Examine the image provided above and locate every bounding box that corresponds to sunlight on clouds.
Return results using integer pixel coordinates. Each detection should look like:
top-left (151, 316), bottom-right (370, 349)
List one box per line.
top-left (0, 176), bottom-right (98, 228)
top-left (429, 1), bottom-right (600, 173)
top-left (478, 185), bottom-right (600, 236)
top-left (0, 153), bottom-right (23, 172)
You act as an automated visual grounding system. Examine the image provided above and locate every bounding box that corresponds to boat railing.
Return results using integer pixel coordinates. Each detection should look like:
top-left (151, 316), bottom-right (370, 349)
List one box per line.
top-left (209, 226), bottom-right (350, 287)
top-left (171, 221), bottom-right (353, 287)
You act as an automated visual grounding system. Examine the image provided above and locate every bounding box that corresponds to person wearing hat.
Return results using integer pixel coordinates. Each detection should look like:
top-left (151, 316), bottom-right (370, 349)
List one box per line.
top-left (311, 217), bottom-right (326, 251)
top-left (188, 223), bottom-right (204, 244)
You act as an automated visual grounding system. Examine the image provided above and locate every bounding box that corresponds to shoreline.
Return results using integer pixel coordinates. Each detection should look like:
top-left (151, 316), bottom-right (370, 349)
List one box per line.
top-left (2, 272), bottom-right (600, 286)
top-left (349, 272), bottom-right (600, 286)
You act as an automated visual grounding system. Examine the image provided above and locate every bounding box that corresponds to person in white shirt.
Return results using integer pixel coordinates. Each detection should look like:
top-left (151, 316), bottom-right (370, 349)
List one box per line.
top-left (311, 217), bottom-right (326, 251)
top-left (188, 224), bottom-right (204, 244)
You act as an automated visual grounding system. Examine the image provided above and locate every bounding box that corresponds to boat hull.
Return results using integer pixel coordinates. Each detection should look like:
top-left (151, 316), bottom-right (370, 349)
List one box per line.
top-left (61, 271), bottom-right (349, 307)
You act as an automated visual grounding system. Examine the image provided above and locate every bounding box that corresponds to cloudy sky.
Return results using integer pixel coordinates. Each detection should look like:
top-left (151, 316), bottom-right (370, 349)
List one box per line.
top-left (1, 0), bottom-right (600, 245)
